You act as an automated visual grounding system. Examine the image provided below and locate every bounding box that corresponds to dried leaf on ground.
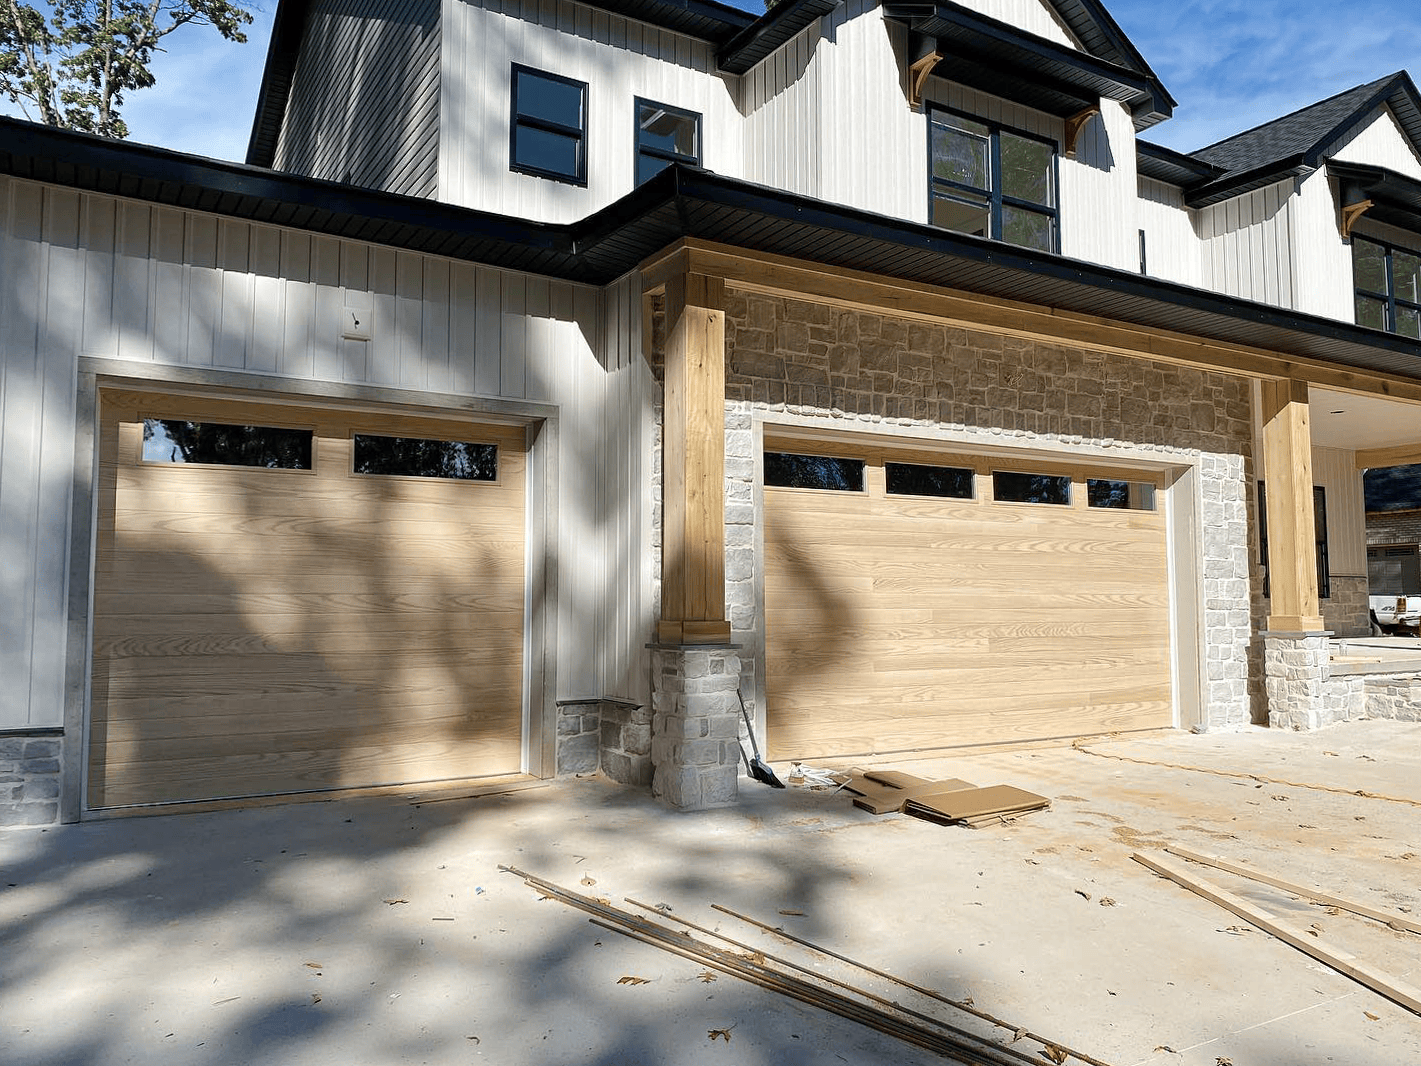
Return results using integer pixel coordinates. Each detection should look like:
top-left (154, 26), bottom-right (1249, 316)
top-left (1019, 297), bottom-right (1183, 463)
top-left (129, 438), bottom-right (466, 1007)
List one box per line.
top-left (305, 962), bottom-right (323, 969)
top-left (1074, 890), bottom-right (1092, 901)
top-left (1325, 906), bottom-right (1342, 915)
top-left (1364, 1011), bottom-right (1380, 1020)
top-left (383, 898), bottom-right (408, 905)
top-left (778, 909), bottom-right (806, 916)
top-left (1154, 1047), bottom-right (1177, 1054)
top-left (1099, 898), bottom-right (1116, 907)
top-left (1039, 1044), bottom-right (1068, 1064)
top-left (708, 1027), bottom-right (733, 1042)
top-left (617, 976), bottom-right (650, 986)
top-left (311, 993), bottom-right (322, 1004)
top-left (697, 971), bottom-right (717, 983)
top-left (1215, 1058), bottom-right (1233, 1065)
top-left (1010, 1028), bottom-right (1028, 1043)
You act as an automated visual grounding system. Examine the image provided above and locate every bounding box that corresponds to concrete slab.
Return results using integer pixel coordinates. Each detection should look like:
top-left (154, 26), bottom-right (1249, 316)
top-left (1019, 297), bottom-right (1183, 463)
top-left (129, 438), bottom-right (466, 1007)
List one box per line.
top-left (2, 721), bottom-right (1418, 1066)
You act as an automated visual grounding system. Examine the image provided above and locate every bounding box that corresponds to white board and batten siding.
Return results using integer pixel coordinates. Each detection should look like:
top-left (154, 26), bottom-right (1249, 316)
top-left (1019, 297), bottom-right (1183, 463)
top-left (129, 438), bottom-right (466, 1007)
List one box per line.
top-left (1312, 446), bottom-right (1367, 578)
top-left (275, 0), bottom-right (442, 199)
top-left (0, 174), bottom-right (656, 732)
top-left (739, 23), bottom-right (825, 201)
top-left (1196, 178), bottom-right (1298, 311)
top-left (1329, 106), bottom-right (1421, 181)
top-left (952, 0), bottom-right (1081, 48)
top-left (1137, 177), bottom-right (1203, 288)
top-left (440, 0), bottom-right (740, 222)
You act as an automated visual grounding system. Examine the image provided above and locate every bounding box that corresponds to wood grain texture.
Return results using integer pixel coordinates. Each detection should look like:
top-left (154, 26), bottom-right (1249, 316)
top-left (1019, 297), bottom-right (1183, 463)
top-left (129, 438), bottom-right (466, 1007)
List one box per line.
top-left (89, 391), bottom-right (526, 809)
top-left (764, 448), bottom-right (1172, 760)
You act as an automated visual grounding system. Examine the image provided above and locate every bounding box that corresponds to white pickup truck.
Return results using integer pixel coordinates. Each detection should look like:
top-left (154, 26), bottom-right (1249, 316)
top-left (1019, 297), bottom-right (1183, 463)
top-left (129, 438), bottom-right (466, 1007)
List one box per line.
top-left (1370, 596), bottom-right (1421, 635)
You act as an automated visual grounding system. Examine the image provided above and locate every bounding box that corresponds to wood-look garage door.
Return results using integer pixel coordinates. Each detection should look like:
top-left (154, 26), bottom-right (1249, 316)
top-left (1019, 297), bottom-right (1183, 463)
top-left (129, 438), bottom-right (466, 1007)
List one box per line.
top-left (89, 391), bottom-right (526, 809)
top-left (764, 442), bottom-right (1173, 759)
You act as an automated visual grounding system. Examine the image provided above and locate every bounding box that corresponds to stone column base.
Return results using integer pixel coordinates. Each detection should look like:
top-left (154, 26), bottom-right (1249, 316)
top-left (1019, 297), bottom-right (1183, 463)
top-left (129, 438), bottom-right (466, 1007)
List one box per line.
top-left (649, 646), bottom-right (741, 811)
top-left (0, 732), bottom-right (62, 828)
top-left (1262, 631), bottom-right (1333, 730)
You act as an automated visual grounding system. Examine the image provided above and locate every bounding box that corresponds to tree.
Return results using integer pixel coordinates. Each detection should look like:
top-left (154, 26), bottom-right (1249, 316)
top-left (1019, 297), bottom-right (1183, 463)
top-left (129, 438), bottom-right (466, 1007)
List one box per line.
top-left (1, 0), bottom-right (252, 138)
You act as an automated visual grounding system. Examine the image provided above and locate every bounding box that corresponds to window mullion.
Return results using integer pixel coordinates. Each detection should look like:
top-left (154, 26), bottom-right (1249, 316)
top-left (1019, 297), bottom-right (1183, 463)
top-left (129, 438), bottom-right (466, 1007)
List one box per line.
top-left (989, 131), bottom-right (1003, 241)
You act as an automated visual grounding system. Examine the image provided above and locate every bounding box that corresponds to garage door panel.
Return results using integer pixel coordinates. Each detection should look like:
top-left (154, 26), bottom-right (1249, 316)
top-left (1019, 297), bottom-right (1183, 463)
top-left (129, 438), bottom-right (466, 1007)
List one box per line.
top-left (90, 394), bottom-right (527, 810)
top-left (766, 446), bottom-right (1173, 759)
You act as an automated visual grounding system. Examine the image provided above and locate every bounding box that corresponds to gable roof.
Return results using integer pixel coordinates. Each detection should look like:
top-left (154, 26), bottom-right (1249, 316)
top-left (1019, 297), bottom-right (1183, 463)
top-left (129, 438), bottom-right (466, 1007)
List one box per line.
top-left (1166, 72), bottom-right (1421, 208)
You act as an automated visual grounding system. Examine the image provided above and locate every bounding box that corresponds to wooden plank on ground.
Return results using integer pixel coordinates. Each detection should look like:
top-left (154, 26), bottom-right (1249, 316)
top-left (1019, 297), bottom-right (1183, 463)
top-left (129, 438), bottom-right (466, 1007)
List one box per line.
top-left (905, 784), bottom-right (1049, 821)
top-left (1165, 846), bottom-right (1421, 935)
top-left (1134, 851), bottom-right (1421, 1016)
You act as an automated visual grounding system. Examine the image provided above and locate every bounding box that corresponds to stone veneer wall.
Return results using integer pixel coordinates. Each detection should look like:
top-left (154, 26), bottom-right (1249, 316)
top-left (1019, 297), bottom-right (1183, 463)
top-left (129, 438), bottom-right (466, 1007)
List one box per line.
top-left (1320, 576), bottom-right (1371, 638)
top-left (1, 733), bottom-right (62, 828)
top-left (713, 289), bottom-right (1259, 730)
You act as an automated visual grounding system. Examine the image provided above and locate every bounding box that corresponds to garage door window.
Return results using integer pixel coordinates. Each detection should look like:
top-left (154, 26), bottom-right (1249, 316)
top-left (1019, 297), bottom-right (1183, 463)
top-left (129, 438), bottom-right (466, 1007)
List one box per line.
top-left (142, 419), bottom-right (313, 469)
top-left (353, 435), bottom-right (498, 481)
top-left (885, 462), bottom-right (974, 498)
top-left (1087, 478), bottom-right (1157, 511)
top-left (764, 452), bottom-right (865, 491)
top-left (992, 470), bottom-right (1070, 504)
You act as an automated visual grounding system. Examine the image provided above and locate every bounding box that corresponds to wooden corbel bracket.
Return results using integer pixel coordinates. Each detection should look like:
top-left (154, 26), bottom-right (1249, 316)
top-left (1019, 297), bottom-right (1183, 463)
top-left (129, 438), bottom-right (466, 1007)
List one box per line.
top-left (1340, 199), bottom-right (1374, 239)
top-left (908, 50), bottom-right (942, 110)
top-left (1064, 107), bottom-right (1099, 158)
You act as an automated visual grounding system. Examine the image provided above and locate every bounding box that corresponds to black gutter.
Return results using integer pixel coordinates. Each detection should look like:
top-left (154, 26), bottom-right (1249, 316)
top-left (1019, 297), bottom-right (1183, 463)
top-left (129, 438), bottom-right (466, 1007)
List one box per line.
top-left (1136, 140), bottom-right (1222, 187)
top-left (717, 0), bottom-right (840, 75)
top-left (1183, 153), bottom-right (1314, 209)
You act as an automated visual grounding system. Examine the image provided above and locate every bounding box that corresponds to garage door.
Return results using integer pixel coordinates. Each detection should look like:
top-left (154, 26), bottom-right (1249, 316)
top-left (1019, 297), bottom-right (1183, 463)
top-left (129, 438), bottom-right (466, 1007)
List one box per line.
top-left (764, 440), bottom-right (1172, 759)
top-left (89, 391), bottom-right (526, 809)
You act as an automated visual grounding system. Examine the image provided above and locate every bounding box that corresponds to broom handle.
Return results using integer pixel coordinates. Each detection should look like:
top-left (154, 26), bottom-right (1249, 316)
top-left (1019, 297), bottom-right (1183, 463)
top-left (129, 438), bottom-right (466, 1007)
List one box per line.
top-left (737, 688), bottom-right (765, 761)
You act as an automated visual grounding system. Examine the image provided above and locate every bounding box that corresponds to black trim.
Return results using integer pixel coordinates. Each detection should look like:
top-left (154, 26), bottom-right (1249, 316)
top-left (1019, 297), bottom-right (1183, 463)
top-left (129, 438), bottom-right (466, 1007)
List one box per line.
top-left (717, 0), bottom-right (839, 75)
top-left (1136, 140), bottom-right (1222, 187)
top-left (510, 64), bottom-right (589, 186)
top-left (884, 0), bottom-right (1171, 128)
top-left (1353, 234), bottom-right (1421, 340)
top-left (0, 727), bottom-right (64, 737)
top-left (9, 117), bottom-right (1421, 385)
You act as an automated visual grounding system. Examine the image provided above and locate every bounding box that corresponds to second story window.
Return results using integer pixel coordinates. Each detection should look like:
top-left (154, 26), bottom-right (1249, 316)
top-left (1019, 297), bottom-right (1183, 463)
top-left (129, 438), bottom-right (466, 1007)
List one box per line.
top-left (928, 107), bottom-right (1057, 253)
top-left (510, 65), bottom-right (587, 185)
top-left (1354, 235), bottom-right (1421, 340)
top-left (635, 99), bottom-right (700, 185)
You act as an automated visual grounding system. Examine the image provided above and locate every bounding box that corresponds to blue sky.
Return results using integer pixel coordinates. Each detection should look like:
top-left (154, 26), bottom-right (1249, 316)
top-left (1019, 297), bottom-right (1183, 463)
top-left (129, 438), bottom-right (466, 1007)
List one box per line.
top-left (5, 0), bottom-right (1419, 162)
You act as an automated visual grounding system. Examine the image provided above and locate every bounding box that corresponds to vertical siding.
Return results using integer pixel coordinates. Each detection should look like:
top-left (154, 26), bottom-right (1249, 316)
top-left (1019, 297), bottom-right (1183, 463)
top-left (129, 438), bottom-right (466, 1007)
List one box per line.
top-left (0, 177), bottom-right (652, 726)
top-left (1289, 170), bottom-right (1354, 323)
top-left (1197, 178), bottom-right (1296, 309)
top-left (1136, 176), bottom-right (1202, 286)
top-left (440, 0), bottom-right (736, 222)
top-left (274, 0), bottom-right (441, 198)
top-left (739, 24), bottom-right (822, 200)
top-left (0, 176), bottom-right (76, 729)
top-left (952, 0), bottom-right (1080, 47)
top-left (1313, 446), bottom-right (1366, 577)
top-left (1329, 106), bottom-right (1421, 181)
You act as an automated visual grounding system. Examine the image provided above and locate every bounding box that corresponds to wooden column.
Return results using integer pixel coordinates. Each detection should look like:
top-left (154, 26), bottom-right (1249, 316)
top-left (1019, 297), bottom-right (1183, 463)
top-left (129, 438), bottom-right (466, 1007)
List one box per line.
top-left (1260, 378), bottom-right (1324, 632)
top-left (657, 270), bottom-right (732, 645)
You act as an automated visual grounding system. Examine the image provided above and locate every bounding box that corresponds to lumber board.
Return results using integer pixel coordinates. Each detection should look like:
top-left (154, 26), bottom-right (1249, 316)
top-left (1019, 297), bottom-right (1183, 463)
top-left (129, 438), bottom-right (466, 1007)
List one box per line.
top-left (1133, 852), bottom-right (1421, 1016)
top-left (905, 784), bottom-right (1050, 821)
top-left (1165, 847), bottom-right (1421, 935)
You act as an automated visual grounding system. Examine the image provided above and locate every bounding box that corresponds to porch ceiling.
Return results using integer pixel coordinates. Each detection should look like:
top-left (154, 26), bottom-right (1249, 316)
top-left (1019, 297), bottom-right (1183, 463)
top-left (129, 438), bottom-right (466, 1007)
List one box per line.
top-left (1311, 385), bottom-right (1421, 455)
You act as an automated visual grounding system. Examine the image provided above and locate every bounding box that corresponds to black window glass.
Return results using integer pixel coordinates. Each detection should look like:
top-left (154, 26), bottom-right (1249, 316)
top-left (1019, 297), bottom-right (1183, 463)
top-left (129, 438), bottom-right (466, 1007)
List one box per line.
top-left (932, 192), bottom-right (989, 237)
top-left (931, 118), bottom-right (989, 187)
top-left (1000, 132), bottom-right (1053, 206)
top-left (1087, 478), bottom-right (1156, 511)
top-left (885, 462), bottom-right (973, 499)
top-left (1356, 294), bottom-right (1388, 331)
top-left (1001, 206), bottom-right (1054, 253)
top-left (515, 69), bottom-right (583, 126)
top-left (1399, 305), bottom-right (1421, 341)
top-left (353, 435), bottom-right (498, 481)
top-left (764, 452), bottom-right (864, 491)
top-left (1353, 238), bottom-right (1387, 293)
top-left (1396, 249), bottom-right (1421, 303)
top-left (513, 126), bottom-right (581, 179)
top-left (638, 103), bottom-right (696, 156)
top-left (993, 470), bottom-right (1070, 505)
top-left (1352, 235), bottom-right (1421, 338)
top-left (511, 66), bottom-right (587, 183)
top-left (142, 419), bottom-right (312, 469)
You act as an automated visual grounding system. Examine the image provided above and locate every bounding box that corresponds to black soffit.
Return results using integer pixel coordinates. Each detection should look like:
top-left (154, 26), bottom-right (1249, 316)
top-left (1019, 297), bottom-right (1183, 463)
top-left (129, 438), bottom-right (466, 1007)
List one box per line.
top-left (1330, 161), bottom-right (1421, 234)
top-left (881, 1), bottom-right (1171, 129)
top-left (6, 117), bottom-right (1421, 382)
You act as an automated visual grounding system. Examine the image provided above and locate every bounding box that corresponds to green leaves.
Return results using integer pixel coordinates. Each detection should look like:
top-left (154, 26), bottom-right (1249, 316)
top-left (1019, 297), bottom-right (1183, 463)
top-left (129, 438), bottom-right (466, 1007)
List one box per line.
top-left (1, 0), bottom-right (253, 138)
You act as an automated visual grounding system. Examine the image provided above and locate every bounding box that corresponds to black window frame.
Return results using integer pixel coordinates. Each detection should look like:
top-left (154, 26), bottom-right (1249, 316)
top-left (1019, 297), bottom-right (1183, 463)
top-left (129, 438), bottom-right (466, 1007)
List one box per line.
top-left (509, 64), bottom-right (588, 186)
top-left (1352, 233), bottom-right (1421, 339)
top-left (926, 105), bottom-right (1060, 254)
top-left (1257, 483), bottom-right (1330, 600)
top-left (634, 97), bottom-right (701, 187)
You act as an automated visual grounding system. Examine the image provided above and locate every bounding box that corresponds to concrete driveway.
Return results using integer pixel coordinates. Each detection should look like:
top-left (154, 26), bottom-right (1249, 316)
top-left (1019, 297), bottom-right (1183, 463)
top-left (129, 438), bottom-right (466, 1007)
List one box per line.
top-left (2, 720), bottom-right (1419, 1066)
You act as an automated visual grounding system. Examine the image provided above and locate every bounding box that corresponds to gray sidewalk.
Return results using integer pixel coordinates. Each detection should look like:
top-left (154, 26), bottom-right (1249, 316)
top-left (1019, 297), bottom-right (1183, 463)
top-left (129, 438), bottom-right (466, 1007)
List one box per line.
top-left (3, 720), bottom-right (1419, 1066)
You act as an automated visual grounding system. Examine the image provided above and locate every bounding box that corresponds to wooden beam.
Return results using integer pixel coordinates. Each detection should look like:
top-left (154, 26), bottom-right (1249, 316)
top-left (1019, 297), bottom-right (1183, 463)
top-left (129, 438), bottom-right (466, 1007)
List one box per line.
top-left (657, 269), bottom-right (731, 645)
top-left (1259, 377), bottom-right (1323, 631)
top-left (649, 238), bottom-right (1421, 404)
top-left (1341, 199), bottom-right (1374, 239)
top-left (1355, 441), bottom-right (1421, 469)
top-left (1063, 107), bottom-right (1100, 159)
top-left (1165, 846), bottom-right (1421, 935)
top-left (907, 50), bottom-right (943, 110)
top-left (1134, 851), bottom-right (1421, 1016)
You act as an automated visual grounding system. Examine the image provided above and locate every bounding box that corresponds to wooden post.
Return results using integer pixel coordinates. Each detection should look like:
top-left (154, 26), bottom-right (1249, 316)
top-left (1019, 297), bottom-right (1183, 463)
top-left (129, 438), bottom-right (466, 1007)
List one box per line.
top-left (657, 270), bottom-right (731, 645)
top-left (1259, 378), bottom-right (1323, 632)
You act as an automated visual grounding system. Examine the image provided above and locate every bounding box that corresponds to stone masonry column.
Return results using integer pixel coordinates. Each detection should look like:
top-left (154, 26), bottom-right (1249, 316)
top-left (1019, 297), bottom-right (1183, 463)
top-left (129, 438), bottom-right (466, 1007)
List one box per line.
top-left (649, 647), bottom-right (741, 810)
top-left (1262, 631), bottom-right (1332, 730)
